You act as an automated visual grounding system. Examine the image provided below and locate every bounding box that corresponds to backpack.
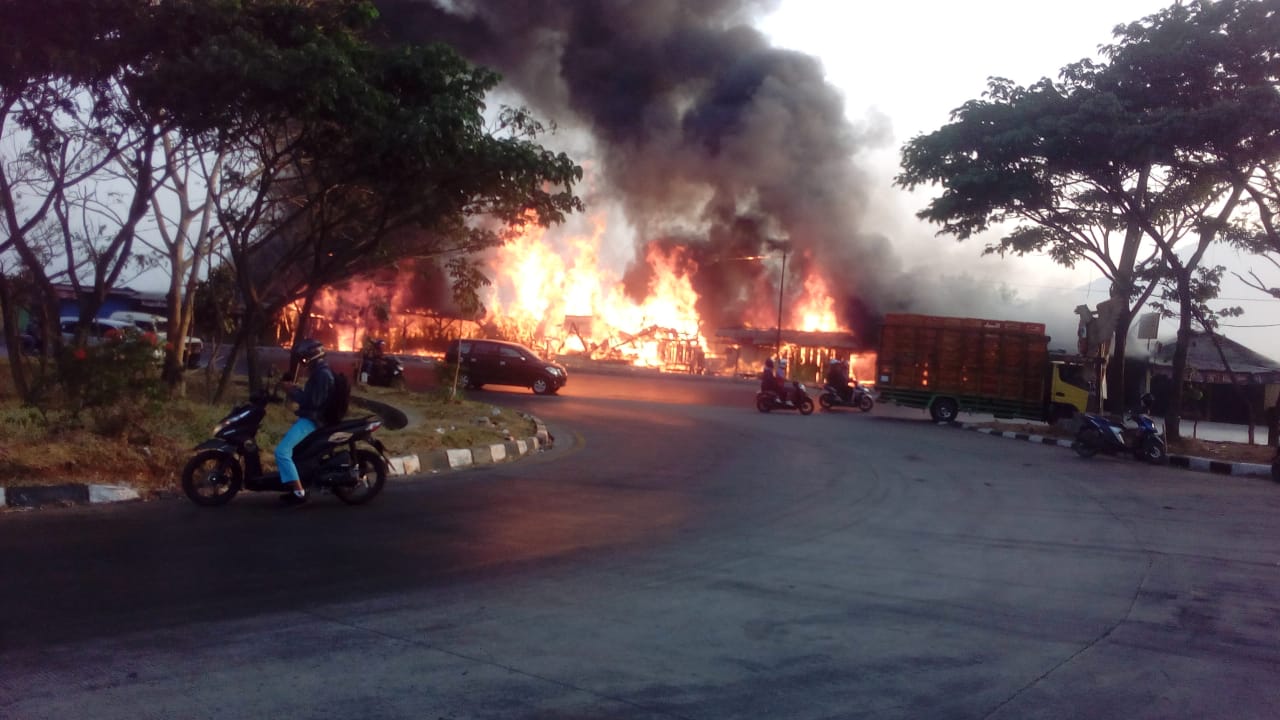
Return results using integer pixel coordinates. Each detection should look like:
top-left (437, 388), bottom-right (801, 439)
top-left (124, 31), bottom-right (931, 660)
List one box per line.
top-left (323, 372), bottom-right (351, 426)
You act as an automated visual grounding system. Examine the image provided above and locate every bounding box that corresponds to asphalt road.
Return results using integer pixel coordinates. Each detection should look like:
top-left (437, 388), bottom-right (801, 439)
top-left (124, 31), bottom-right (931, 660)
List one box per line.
top-left (3, 371), bottom-right (1280, 719)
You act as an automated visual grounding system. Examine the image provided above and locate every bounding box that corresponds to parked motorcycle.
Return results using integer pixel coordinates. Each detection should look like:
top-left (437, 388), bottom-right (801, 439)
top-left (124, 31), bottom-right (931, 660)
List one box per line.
top-left (818, 382), bottom-right (875, 412)
top-left (181, 385), bottom-right (390, 507)
top-left (756, 382), bottom-right (815, 415)
top-left (1073, 395), bottom-right (1166, 464)
top-left (359, 339), bottom-right (406, 389)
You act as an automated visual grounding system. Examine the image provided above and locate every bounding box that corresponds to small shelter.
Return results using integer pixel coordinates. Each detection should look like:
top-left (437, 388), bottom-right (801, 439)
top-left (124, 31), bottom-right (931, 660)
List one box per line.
top-left (1148, 332), bottom-right (1280, 424)
top-left (714, 327), bottom-right (871, 382)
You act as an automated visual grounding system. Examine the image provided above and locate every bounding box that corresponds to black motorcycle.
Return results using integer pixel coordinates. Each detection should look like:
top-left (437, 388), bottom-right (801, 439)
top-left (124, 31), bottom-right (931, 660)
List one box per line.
top-left (756, 381), bottom-right (815, 415)
top-left (359, 339), bottom-right (406, 389)
top-left (181, 386), bottom-right (390, 507)
top-left (818, 382), bottom-right (875, 412)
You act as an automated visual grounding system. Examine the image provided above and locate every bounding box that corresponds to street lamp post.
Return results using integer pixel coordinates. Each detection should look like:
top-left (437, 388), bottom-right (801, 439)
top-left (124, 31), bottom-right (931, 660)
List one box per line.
top-left (771, 240), bottom-right (791, 356)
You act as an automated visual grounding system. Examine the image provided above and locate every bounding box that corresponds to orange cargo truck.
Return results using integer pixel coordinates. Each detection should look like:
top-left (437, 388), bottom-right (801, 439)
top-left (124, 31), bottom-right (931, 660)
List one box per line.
top-left (875, 313), bottom-right (1092, 423)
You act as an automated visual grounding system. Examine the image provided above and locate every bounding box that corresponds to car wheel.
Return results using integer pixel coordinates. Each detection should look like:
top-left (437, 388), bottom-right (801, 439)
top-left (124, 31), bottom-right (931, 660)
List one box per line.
top-left (532, 377), bottom-right (552, 395)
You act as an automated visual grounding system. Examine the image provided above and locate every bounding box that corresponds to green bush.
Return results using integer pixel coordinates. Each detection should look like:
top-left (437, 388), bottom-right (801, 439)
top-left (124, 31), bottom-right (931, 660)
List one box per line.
top-left (58, 330), bottom-right (164, 417)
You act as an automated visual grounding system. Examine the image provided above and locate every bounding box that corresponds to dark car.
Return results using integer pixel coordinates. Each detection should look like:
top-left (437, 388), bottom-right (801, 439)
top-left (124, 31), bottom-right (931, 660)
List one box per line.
top-left (444, 339), bottom-right (567, 395)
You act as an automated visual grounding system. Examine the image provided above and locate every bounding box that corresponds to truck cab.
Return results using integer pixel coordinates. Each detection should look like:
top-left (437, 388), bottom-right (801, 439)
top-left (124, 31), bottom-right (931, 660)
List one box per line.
top-left (1047, 358), bottom-right (1094, 421)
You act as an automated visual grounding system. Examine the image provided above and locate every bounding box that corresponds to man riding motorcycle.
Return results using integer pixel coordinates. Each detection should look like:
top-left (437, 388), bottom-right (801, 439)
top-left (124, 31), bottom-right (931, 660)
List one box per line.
top-left (276, 338), bottom-right (334, 507)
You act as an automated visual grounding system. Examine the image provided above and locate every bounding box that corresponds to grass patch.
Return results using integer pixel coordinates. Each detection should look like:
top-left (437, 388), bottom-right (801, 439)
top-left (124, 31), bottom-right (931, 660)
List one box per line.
top-left (0, 361), bottom-right (536, 495)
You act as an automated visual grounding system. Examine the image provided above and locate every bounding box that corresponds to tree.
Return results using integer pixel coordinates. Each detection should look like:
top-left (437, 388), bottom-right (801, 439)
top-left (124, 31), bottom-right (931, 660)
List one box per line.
top-left (897, 74), bottom-right (1173, 413)
top-left (0, 0), bottom-right (174, 400)
top-left (898, 0), bottom-right (1280, 440)
top-left (1091, 0), bottom-right (1280, 439)
top-left (143, 1), bottom-right (582, 395)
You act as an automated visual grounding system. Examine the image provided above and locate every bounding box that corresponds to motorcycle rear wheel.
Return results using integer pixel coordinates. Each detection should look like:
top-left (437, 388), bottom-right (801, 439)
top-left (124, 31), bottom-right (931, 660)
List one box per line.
top-left (798, 397), bottom-right (815, 415)
top-left (332, 448), bottom-right (387, 505)
top-left (1073, 427), bottom-right (1102, 458)
top-left (819, 393), bottom-right (835, 410)
top-left (857, 394), bottom-right (874, 412)
top-left (181, 450), bottom-right (242, 506)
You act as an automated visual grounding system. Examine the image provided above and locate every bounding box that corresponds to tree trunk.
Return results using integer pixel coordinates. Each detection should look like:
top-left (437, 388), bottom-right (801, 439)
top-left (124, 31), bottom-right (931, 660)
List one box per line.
top-left (163, 280), bottom-right (186, 395)
top-left (213, 326), bottom-right (247, 404)
top-left (0, 275), bottom-right (31, 402)
top-left (1105, 304), bottom-right (1134, 413)
top-left (1164, 270), bottom-right (1194, 442)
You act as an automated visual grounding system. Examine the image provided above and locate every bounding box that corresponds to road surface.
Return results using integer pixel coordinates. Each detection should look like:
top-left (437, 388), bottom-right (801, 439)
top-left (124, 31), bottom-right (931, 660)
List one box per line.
top-left (3, 370), bottom-right (1279, 719)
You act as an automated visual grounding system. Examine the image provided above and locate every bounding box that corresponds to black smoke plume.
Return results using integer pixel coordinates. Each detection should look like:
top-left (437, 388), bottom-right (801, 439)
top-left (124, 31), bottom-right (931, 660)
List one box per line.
top-left (375, 0), bottom-right (907, 341)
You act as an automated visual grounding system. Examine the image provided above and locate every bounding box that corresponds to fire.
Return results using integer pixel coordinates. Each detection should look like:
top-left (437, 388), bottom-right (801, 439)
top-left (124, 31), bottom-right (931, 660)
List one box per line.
top-left (283, 211), bottom-right (854, 375)
top-left (486, 219), bottom-right (706, 368)
top-left (796, 273), bottom-right (840, 332)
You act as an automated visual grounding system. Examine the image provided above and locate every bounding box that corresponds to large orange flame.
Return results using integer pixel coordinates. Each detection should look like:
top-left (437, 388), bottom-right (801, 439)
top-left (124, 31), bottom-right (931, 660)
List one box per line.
top-left (289, 213), bottom-right (851, 374)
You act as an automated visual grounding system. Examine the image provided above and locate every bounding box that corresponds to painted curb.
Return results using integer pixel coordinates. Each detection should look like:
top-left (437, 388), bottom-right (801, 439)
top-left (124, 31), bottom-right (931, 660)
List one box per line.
top-left (1, 415), bottom-right (553, 510)
top-left (385, 417), bottom-right (553, 478)
top-left (948, 421), bottom-right (1275, 478)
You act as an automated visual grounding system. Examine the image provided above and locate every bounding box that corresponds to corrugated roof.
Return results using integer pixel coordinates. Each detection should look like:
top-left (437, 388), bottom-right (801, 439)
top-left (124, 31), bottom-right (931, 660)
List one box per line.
top-left (1151, 331), bottom-right (1280, 378)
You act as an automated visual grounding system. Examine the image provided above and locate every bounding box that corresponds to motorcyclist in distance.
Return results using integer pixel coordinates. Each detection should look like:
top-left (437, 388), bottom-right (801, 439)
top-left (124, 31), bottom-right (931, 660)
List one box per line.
top-left (276, 338), bottom-right (334, 506)
top-left (762, 357), bottom-right (791, 405)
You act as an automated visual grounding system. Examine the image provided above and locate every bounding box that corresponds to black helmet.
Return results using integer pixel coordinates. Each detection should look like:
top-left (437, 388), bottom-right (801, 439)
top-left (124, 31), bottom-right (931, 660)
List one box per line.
top-left (764, 358), bottom-right (775, 369)
top-left (292, 338), bottom-right (326, 366)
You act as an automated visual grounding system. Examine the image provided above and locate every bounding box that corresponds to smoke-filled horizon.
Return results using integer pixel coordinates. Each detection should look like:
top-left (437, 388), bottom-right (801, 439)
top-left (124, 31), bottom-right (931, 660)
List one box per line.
top-left (375, 0), bottom-right (911, 340)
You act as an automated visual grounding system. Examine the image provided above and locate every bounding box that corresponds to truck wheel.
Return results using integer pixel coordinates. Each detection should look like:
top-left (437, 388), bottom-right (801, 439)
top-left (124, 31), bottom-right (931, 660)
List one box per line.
top-left (929, 398), bottom-right (959, 423)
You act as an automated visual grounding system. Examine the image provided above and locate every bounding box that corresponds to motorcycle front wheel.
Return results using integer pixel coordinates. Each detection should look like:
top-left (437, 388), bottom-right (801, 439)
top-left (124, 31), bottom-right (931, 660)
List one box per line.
top-left (756, 395), bottom-right (772, 413)
top-left (1073, 427), bottom-right (1102, 458)
top-left (333, 448), bottom-right (387, 505)
top-left (857, 394), bottom-right (874, 412)
top-left (798, 397), bottom-right (815, 415)
top-left (181, 449), bottom-right (243, 506)
top-left (1139, 435), bottom-right (1167, 464)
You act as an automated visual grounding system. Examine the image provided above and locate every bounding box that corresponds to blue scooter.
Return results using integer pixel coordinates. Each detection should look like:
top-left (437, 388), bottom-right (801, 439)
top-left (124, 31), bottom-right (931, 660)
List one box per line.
top-left (1073, 394), bottom-right (1167, 464)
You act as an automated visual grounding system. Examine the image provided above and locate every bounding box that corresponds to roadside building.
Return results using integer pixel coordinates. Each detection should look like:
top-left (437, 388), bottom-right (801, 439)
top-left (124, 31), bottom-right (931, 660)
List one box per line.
top-left (1147, 332), bottom-right (1280, 427)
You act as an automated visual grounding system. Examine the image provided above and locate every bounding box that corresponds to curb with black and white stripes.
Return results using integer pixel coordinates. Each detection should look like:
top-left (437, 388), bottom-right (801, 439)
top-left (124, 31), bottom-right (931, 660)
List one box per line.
top-left (0, 415), bottom-right (554, 511)
top-left (949, 421), bottom-right (1274, 478)
top-left (384, 416), bottom-right (553, 477)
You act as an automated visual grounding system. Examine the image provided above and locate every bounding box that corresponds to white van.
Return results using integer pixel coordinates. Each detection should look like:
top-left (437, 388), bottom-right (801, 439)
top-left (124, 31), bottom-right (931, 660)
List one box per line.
top-left (109, 311), bottom-right (205, 368)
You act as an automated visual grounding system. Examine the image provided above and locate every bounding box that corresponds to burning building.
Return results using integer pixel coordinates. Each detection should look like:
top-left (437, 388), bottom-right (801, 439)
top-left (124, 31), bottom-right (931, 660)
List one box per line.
top-left (283, 2), bottom-right (912, 372)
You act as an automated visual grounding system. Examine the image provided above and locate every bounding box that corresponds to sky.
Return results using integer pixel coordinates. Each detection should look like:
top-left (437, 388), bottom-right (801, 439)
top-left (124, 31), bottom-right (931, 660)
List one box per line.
top-left (757, 0), bottom-right (1280, 360)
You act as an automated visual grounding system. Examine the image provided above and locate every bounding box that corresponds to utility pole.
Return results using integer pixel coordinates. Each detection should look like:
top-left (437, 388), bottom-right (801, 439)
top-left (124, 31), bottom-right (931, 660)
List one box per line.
top-left (772, 240), bottom-right (791, 355)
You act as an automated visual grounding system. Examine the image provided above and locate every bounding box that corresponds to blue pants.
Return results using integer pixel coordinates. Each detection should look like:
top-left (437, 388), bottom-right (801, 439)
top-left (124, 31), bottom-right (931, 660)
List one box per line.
top-left (275, 418), bottom-right (317, 485)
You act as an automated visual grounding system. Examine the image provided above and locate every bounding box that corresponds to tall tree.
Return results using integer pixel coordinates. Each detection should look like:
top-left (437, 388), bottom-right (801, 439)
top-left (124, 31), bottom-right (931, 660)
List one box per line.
top-left (1092, 0), bottom-right (1280, 438)
top-left (899, 0), bottom-right (1280, 439)
top-left (0, 0), bottom-right (172, 399)
top-left (896, 74), bottom-right (1175, 413)
top-left (149, 1), bottom-right (582, 394)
